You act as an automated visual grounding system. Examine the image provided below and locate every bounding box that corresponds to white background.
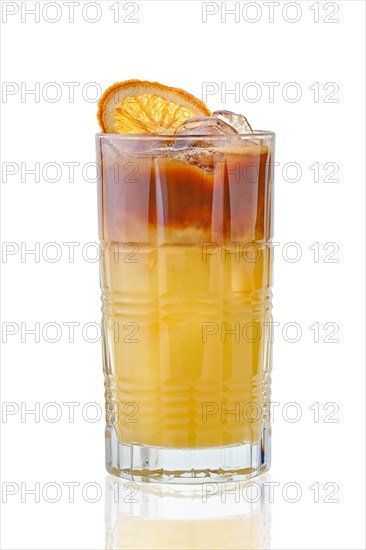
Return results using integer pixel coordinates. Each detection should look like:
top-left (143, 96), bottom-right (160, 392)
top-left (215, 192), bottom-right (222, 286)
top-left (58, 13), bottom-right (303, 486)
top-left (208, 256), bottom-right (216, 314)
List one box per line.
top-left (1, 1), bottom-right (365, 549)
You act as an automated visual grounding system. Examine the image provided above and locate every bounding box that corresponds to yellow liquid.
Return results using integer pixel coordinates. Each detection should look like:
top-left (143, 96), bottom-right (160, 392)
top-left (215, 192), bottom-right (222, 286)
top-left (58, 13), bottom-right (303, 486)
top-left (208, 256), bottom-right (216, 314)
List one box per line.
top-left (99, 144), bottom-right (273, 449)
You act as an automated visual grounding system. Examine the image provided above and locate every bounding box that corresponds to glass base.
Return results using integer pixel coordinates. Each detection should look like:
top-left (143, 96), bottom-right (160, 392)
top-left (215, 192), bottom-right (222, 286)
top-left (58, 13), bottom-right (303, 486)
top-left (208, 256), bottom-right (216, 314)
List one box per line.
top-left (105, 424), bottom-right (271, 484)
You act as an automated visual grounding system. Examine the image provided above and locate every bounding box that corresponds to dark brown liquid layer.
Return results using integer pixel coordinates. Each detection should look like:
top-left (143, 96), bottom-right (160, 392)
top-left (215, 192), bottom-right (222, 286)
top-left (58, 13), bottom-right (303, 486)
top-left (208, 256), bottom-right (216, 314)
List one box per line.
top-left (99, 145), bottom-right (273, 244)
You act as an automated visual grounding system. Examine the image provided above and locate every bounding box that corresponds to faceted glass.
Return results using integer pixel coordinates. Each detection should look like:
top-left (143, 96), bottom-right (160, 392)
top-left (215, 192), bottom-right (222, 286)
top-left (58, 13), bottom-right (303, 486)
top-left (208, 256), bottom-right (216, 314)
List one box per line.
top-left (96, 131), bottom-right (275, 483)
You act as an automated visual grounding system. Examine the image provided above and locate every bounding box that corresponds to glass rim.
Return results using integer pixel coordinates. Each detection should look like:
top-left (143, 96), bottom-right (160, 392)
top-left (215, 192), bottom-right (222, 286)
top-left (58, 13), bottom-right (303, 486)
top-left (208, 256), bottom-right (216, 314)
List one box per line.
top-left (96, 130), bottom-right (275, 140)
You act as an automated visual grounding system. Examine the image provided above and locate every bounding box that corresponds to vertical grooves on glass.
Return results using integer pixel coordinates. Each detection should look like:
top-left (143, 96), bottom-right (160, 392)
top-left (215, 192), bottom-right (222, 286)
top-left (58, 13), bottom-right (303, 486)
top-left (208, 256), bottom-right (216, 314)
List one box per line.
top-left (264, 140), bottom-right (274, 428)
top-left (152, 158), bottom-right (163, 451)
top-left (218, 161), bottom-right (226, 450)
top-left (98, 134), bottom-right (275, 481)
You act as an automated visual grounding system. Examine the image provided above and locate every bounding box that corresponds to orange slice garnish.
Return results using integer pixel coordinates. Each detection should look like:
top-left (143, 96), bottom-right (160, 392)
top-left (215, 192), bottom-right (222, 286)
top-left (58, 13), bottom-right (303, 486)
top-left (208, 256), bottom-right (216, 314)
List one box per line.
top-left (97, 79), bottom-right (211, 134)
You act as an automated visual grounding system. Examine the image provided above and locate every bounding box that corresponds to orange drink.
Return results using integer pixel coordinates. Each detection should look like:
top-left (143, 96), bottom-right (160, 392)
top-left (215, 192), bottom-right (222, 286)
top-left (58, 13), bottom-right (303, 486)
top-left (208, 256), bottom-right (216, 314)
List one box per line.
top-left (97, 80), bottom-right (275, 482)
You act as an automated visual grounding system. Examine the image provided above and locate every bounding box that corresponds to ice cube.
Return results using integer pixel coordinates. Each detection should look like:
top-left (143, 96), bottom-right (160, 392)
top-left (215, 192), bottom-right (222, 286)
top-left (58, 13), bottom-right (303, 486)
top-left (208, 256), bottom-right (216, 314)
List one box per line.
top-left (212, 110), bottom-right (253, 134)
top-left (174, 116), bottom-right (238, 137)
top-left (173, 116), bottom-right (238, 153)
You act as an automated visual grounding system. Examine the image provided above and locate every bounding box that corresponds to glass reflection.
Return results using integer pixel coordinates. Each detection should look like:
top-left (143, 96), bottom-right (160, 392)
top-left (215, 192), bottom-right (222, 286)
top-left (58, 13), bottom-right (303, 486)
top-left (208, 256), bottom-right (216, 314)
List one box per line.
top-left (105, 475), bottom-right (271, 549)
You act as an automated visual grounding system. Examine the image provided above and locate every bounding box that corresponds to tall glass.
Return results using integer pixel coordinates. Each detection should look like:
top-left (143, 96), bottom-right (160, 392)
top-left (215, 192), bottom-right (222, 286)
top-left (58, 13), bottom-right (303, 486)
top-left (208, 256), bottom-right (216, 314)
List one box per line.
top-left (96, 131), bottom-right (275, 483)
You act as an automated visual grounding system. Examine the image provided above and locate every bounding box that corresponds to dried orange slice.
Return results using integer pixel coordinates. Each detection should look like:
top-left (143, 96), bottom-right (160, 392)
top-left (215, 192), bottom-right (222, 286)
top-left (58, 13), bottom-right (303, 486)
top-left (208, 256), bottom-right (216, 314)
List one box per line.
top-left (97, 79), bottom-right (211, 134)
